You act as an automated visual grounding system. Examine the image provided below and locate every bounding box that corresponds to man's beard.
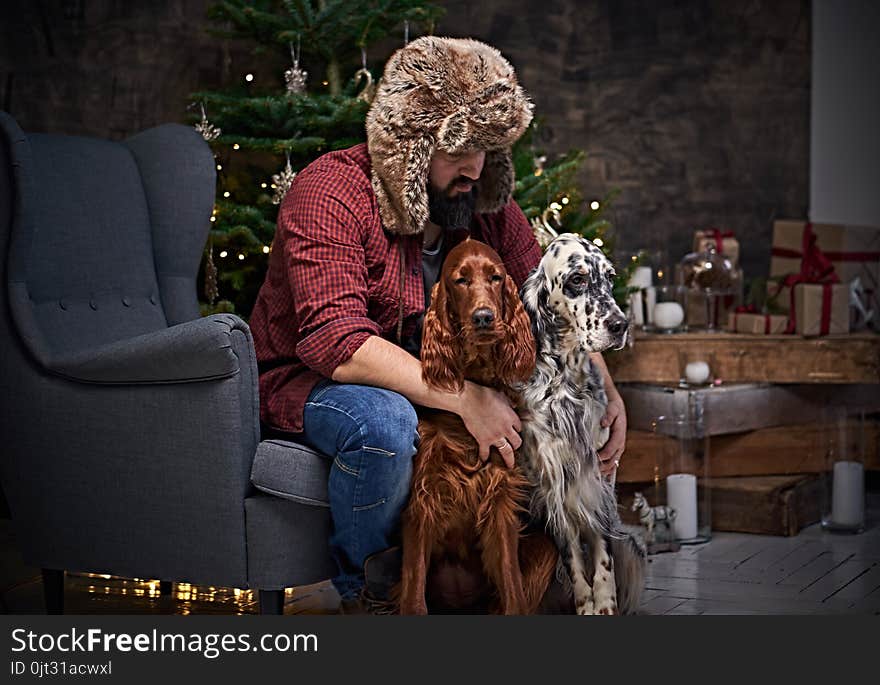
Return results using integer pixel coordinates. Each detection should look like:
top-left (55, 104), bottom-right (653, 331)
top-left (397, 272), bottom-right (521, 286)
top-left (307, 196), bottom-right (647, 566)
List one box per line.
top-left (427, 179), bottom-right (479, 230)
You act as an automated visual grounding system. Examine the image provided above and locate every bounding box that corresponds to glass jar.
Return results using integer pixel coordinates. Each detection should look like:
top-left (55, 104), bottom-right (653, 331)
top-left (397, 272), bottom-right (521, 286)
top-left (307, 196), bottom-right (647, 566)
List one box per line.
top-left (649, 412), bottom-right (712, 544)
top-left (648, 285), bottom-right (688, 333)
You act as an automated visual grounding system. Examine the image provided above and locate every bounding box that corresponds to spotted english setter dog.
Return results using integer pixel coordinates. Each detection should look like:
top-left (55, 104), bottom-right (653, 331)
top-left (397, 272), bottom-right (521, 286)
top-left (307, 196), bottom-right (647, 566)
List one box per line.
top-left (518, 233), bottom-right (646, 615)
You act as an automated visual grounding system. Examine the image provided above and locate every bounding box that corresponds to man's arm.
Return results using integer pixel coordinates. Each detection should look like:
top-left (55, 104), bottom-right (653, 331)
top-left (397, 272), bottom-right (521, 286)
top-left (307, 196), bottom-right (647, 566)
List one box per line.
top-left (591, 351), bottom-right (627, 476)
top-left (332, 335), bottom-right (523, 467)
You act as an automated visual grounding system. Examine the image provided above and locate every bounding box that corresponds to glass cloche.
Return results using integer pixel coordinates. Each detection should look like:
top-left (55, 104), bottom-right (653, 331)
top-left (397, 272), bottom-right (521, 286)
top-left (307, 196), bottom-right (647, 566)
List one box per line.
top-left (676, 245), bottom-right (742, 330)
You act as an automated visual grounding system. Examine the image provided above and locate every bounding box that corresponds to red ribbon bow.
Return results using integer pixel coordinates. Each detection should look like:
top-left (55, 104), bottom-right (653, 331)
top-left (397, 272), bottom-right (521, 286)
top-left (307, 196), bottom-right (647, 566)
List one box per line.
top-left (775, 223), bottom-right (840, 334)
top-left (703, 227), bottom-right (735, 254)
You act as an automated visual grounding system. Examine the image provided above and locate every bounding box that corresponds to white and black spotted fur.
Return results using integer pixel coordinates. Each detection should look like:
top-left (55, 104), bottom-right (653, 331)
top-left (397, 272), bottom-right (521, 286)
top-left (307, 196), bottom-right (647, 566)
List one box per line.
top-left (518, 233), bottom-right (646, 615)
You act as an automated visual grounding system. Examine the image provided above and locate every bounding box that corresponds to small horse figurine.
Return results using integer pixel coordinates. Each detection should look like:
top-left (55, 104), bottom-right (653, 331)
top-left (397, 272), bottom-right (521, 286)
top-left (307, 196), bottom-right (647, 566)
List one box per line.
top-left (631, 492), bottom-right (677, 544)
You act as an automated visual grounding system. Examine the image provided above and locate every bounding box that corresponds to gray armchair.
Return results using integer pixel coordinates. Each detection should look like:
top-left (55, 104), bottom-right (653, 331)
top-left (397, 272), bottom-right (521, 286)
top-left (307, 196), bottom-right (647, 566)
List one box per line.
top-left (0, 112), bottom-right (334, 614)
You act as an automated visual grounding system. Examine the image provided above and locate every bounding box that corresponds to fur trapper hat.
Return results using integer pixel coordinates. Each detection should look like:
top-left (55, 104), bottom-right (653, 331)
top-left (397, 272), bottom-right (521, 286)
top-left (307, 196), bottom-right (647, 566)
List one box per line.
top-left (366, 36), bottom-right (534, 236)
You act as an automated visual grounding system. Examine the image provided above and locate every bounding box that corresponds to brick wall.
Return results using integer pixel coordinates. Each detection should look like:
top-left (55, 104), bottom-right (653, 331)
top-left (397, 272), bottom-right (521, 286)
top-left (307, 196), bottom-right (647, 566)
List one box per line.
top-left (1, 0), bottom-right (811, 279)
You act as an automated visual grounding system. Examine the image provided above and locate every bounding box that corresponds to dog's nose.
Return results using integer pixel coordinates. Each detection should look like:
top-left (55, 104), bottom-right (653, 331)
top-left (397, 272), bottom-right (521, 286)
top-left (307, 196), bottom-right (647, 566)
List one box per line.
top-left (605, 315), bottom-right (628, 336)
top-left (472, 308), bottom-right (495, 328)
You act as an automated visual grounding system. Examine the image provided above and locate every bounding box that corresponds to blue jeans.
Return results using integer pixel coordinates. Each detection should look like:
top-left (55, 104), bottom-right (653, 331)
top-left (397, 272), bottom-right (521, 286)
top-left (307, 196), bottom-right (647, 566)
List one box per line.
top-left (301, 380), bottom-right (418, 600)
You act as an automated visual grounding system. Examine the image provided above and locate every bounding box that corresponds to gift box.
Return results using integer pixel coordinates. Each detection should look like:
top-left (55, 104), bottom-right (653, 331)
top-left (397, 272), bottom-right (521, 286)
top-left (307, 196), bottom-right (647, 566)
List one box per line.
top-left (726, 310), bottom-right (788, 334)
top-left (792, 283), bottom-right (850, 336)
top-left (694, 228), bottom-right (740, 267)
top-left (770, 220), bottom-right (880, 318)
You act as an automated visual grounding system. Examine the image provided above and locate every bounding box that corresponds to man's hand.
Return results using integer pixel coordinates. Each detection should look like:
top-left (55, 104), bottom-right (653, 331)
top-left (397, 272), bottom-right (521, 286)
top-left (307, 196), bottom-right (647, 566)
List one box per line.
top-left (456, 382), bottom-right (521, 468)
top-left (597, 392), bottom-right (626, 477)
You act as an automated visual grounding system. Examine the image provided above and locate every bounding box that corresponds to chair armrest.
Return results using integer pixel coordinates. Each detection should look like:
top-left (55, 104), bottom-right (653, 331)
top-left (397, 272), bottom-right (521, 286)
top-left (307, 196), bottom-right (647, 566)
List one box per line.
top-left (50, 314), bottom-right (248, 384)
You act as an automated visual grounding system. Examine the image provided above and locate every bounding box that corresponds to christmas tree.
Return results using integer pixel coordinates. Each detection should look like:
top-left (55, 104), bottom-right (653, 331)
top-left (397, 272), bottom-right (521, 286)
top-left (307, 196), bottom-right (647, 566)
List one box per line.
top-left (189, 1), bottom-right (634, 317)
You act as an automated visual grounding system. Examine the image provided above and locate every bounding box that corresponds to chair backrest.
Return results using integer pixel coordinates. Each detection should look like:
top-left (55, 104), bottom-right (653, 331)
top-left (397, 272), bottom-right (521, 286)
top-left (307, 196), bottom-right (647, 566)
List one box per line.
top-left (0, 112), bottom-right (215, 369)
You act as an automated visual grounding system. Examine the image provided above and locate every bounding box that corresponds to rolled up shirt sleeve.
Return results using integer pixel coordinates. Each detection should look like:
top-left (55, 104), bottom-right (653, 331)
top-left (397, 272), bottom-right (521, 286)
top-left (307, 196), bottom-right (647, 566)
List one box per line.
top-left (283, 169), bottom-right (382, 378)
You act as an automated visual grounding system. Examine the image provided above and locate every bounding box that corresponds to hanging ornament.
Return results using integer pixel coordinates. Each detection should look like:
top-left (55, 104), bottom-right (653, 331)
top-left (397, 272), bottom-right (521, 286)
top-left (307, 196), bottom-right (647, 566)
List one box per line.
top-left (284, 37), bottom-right (308, 94)
top-left (204, 236), bottom-right (219, 305)
top-left (531, 206), bottom-right (562, 250)
top-left (270, 152), bottom-right (296, 205)
top-left (354, 48), bottom-right (376, 104)
top-left (533, 154), bottom-right (547, 177)
top-left (194, 102), bottom-right (221, 142)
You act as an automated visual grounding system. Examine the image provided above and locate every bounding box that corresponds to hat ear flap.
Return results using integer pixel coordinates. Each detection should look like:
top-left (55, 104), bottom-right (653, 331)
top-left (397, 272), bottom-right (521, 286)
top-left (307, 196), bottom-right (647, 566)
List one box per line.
top-left (404, 134), bottom-right (435, 234)
top-left (475, 149), bottom-right (514, 214)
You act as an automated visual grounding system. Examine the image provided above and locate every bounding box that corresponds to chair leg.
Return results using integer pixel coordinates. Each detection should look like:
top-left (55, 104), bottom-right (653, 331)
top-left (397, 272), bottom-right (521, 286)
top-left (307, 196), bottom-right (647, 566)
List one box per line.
top-left (159, 580), bottom-right (173, 596)
top-left (259, 589), bottom-right (285, 615)
top-left (42, 569), bottom-right (64, 615)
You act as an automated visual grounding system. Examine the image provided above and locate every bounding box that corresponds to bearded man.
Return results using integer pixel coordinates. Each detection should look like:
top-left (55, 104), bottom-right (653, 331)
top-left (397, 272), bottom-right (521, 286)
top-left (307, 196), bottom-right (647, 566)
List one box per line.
top-left (249, 36), bottom-right (627, 612)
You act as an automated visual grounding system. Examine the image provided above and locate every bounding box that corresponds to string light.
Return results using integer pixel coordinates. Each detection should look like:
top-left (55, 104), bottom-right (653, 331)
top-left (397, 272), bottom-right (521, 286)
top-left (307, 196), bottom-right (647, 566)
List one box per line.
top-left (590, 201), bottom-right (600, 210)
top-left (593, 238), bottom-right (604, 247)
top-left (238, 254), bottom-right (245, 261)
top-left (210, 216), bottom-right (216, 222)
top-left (322, 80), bottom-right (329, 86)
top-left (233, 144), bottom-right (240, 150)
top-left (261, 182), bottom-right (267, 188)
top-left (223, 191), bottom-right (230, 198)
top-left (219, 251), bottom-right (228, 258)
top-left (262, 246), bottom-right (270, 254)
top-left (216, 164), bottom-right (222, 171)
top-left (550, 202), bottom-right (562, 211)
top-left (561, 197), bottom-right (570, 205)
top-left (245, 73), bottom-right (254, 82)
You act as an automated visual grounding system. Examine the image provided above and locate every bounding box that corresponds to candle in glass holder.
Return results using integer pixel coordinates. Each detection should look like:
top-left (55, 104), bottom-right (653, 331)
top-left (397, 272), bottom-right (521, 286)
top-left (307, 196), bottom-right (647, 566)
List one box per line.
top-left (666, 473), bottom-right (698, 540)
top-left (653, 301), bottom-right (684, 330)
top-left (831, 461), bottom-right (865, 528)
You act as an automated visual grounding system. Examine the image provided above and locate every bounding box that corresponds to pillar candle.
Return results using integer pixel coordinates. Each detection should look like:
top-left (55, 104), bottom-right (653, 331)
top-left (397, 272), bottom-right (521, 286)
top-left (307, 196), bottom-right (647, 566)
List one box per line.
top-left (628, 266), bottom-right (653, 290)
top-left (628, 292), bottom-right (644, 325)
top-left (644, 286), bottom-right (657, 324)
top-left (667, 473), bottom-right (698, 540)
top-left (831, 461), bottom-right (865, 528)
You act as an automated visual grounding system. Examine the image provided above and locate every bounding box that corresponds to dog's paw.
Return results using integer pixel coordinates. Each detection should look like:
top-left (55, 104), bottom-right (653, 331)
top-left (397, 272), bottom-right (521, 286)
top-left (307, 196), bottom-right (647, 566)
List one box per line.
top-left (398, 599), bottom-right (429, 615)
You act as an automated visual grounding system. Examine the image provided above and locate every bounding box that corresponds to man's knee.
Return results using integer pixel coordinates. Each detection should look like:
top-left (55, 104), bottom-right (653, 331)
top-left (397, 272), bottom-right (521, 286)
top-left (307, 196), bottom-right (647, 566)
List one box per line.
top-left (322, 385), bottom-right (417, 462)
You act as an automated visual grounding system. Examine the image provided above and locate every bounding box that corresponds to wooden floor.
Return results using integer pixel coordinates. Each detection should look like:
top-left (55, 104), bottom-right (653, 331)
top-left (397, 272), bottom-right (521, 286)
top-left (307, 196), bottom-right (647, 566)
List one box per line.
top-left (2, 492), bottom-right (879, 615)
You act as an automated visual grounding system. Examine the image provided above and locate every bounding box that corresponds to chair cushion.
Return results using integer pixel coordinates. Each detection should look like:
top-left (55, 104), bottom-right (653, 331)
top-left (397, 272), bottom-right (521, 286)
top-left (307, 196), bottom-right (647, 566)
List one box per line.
top-left (251, 439), bottom-right (330, 507)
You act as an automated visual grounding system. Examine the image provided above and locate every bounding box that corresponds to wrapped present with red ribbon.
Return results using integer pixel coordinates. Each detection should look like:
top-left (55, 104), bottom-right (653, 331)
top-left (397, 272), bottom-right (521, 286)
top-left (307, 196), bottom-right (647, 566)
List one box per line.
top-left (792, 283), bottom-right (850, 336)
top-left (694, 227), bottom-right (740, 266)
top-left (726, 305), bottom-right (787, 334)
top-left (770, 219), bottom-right (879, 318)
top-left (768, 223), bottom-right (850, 336)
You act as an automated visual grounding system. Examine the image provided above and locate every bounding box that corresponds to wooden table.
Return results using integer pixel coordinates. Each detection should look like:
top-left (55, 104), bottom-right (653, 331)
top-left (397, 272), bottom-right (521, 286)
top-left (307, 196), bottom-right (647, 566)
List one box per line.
top-left (606, 331), bottom-right (880, 384)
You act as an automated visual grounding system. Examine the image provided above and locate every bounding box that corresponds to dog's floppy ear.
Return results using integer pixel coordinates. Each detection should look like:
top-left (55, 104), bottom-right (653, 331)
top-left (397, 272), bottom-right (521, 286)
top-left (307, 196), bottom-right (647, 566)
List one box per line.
top-left (498, 275), bottom-right (536, 384)
top-left (421, 279), bottom-right (464, 392)
top-left (520, 265), bottom-right (554, 346)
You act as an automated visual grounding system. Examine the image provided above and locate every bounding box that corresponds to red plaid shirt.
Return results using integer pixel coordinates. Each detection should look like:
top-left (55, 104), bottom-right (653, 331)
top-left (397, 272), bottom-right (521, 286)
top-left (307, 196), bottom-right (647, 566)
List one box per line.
top-left (250, 143), bottom-right (542, 432)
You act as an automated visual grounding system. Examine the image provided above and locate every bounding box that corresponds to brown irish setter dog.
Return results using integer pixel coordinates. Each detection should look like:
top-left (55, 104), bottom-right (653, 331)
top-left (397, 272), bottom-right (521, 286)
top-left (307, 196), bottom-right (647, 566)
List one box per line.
top-left (398, 239), bottom-right (557, 615)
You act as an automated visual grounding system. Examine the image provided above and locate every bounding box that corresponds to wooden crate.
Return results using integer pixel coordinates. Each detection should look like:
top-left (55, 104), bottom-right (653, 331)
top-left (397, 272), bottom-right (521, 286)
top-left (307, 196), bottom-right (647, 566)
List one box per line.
top-left (617, 475), bottom-right (824, 537)
top-left (619, 382), bottom-right (880, 436)
top-left (606, 331), bottom-right (880, 384)
top-left (617, 419), bottom-right (880, 483)
top-left (705, 475), bottom-right (823, 536)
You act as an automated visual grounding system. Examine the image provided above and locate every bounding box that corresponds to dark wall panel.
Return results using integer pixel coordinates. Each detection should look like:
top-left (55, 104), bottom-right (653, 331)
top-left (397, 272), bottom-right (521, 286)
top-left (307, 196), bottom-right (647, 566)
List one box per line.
top-left (1, 0), bottom-right (811, 279)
